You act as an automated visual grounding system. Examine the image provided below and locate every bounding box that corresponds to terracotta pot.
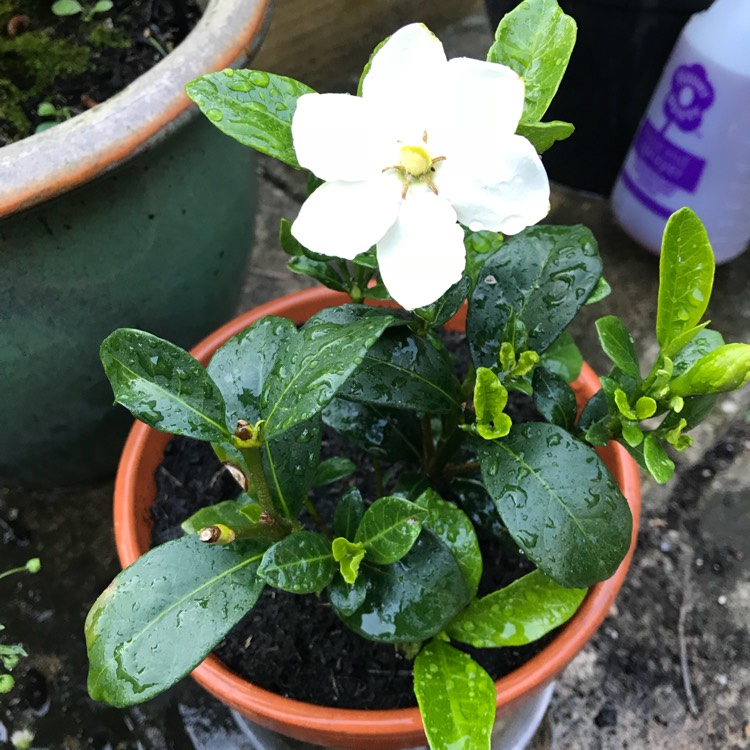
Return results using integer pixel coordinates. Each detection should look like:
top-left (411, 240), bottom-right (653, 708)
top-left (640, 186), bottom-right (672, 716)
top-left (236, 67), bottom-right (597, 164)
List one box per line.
top-left (0, 0), bottom-right (271, 486)
top-left (114, 286), bottom-right (642, 750)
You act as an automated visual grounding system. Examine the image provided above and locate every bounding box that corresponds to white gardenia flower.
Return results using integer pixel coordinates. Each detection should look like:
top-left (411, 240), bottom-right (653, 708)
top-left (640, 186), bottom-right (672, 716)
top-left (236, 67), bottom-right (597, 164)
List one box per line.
top-left (290, 23), bottom-right (550, 310)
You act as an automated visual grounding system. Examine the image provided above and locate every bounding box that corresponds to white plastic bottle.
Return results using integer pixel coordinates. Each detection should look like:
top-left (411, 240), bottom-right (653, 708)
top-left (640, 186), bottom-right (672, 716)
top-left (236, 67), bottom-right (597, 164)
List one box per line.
top-left (611, 0), bottom-right (750, 262)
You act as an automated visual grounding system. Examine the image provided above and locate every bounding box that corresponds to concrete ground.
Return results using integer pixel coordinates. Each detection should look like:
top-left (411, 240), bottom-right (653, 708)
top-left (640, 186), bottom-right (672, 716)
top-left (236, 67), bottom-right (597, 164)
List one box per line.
top-left (2, 11), bottom-right (749, 750)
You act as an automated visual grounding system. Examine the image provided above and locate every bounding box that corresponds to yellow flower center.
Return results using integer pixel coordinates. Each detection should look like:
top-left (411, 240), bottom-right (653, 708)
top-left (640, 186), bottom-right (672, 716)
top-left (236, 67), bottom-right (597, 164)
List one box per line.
top-left (399, 145), bottom-right (432, 177)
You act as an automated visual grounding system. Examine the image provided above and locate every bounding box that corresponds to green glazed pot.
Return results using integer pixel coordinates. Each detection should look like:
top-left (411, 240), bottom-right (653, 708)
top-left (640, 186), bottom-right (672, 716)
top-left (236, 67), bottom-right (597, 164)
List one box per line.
top-left (0, 0), bottom-right (271, 486)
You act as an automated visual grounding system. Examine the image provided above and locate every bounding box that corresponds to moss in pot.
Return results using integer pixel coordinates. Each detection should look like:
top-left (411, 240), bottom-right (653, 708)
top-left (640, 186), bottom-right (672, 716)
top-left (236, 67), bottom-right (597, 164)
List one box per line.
top-left (84, 1), bottom-right (750, 748)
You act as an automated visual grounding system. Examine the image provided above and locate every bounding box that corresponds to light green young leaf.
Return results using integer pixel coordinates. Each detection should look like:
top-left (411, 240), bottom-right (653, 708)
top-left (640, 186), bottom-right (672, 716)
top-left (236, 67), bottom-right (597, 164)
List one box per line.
top-left (474, 367), bottom-right (512, 440)
top-left (656, 208), bottom-right (715, 349)
top-left (670, 328), bottom-right (724, 377)
top-left (185, 71), bottom-right (315, 168)
top-left (595, 316), bottom-right (641, 380)
top-left (100, 329), bottom-right (229, 442)
top-left (414, 640), bottom-right (496, 750)
top-left (517, 120), bottom-right (574, 153)
top-left (447, 569), bottom-right (586, 647)
top-left (488, 0), bottom-right (577, 123)
top-left (52, 0), bottom-right (83, 15)
top-left (354, 496), bottom-right (427, 565)
top-left (670, 343), bottom-right (750, 396)
top-left (258, 532), bottom-right (334, 593)
top-left (643, 434), bottom-right (675, 484)
top-left (331, 537), bottom-right (366, 584)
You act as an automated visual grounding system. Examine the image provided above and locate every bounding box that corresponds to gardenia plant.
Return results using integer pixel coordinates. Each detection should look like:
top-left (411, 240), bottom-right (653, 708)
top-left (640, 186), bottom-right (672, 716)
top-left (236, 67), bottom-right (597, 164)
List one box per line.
top-left (85, 1), bottom-right (750, 748)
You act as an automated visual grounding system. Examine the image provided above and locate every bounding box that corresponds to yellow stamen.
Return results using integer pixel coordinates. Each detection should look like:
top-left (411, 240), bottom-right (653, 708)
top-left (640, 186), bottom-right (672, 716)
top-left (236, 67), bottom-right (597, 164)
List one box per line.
top-left (399, 145), bottom-right (432, 177)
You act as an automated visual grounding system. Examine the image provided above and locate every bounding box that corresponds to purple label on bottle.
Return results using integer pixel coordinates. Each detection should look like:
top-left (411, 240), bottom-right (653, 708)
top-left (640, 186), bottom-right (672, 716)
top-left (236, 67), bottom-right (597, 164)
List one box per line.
top-left (633, 120), bottom-right (707, 192)
top-left (663, 64), bottom-right (715, 132)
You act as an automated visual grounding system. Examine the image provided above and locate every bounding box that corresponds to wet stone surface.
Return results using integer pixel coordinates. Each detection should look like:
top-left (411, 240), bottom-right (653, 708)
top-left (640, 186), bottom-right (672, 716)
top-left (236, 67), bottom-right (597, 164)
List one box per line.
top-left (2, 12), bottom-right (750, 750)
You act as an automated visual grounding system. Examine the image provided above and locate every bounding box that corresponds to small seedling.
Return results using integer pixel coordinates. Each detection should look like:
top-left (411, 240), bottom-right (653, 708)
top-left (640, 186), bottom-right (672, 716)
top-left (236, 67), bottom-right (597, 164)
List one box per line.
top-left (51, 0), bottom-right (113, 22)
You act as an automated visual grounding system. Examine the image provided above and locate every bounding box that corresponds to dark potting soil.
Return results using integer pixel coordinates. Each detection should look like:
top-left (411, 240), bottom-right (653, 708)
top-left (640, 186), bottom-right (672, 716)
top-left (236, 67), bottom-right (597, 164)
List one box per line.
top-left (150, 335), bottom-right (554, 711)
top-left (0, 0), bottom-right (202, 145)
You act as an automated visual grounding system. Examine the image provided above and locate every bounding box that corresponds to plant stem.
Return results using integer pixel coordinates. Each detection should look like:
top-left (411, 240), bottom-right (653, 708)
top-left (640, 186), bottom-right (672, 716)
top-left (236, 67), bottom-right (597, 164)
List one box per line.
top-left (240, 446), bottom-right (291, 533)
top-left (304, 497), bottom-right (332, 539)
top-left (442, 461), bottom-right (481, 477)
top-left (421, 416), bottom-right (434, 466)
top-left (373, 458), bottom-right (384, 498)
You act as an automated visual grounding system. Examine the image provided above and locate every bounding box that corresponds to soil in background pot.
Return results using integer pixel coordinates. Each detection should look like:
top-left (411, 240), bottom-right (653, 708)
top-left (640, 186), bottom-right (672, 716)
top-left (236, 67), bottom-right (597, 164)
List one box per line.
top-left (0, 0), bottom-right (202, 145)
top-left (150, 335), bottom-right (556, 711)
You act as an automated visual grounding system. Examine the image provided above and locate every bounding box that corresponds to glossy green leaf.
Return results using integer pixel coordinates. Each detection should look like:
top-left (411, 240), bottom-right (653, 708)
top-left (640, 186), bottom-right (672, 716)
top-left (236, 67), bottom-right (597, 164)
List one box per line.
top-left (670, 328), bottom-right (724, 378)
top-left (339, 328), bottom-right (462, 414)
top-left (532, 367), bottom-right (577, 430)
top-left (670, 343), bottom-right (750, 396)
top-left (328, 573), bottom-right (368, 616)
top-left (656, 208), bottom-right (715, 349)
top-left (323, 398), bottom-right (422, 463)
top-left (261, 306), bottom-right (395, 439)
top-left (478, 422), bottom-right (632, 587)
top-left (449, 476), bottom-right (506, 541)
top-left (262, 417), bottom-right (322, 519)
top-left (621, 422), bottom-right (644, 448)
top-left (464, 229), bottom-right (504, 287)
top-left (278, 217), bottom-right (304, 257)
top-left (448, 569), bottom-right (586, 647)
top-left (414, 641), bottom-right (496, 750)
top-left (257, 532), bottom-right (334, 594)
top-left (488, 0), bottom-right (576, 123)
top-left (208, 317), bottom-right (298, 427)
top-left (354, 497), bottom-right (427, 565)
top-left (517, 120), bottom-right (574, 153)
top-left (86, 537), bottom-right (267, 707)
top-left (333, 487), bottom-right (366, 539)
top-left (288, 256), bottom-right (349, 291)
top-left (181, 499), bottom-right (262, 536)
top-left (100, 329), bottom-right (229, 442)
top-left (474, 367), bottom-right (512, 440)
top-left (332, 538), bottom-right (366, 584)
top-left (186, 71), bottom-right (314, 168)
top-left (334, 532), bottom-right (470, 642)
top-left (595, 316), bottom-right (641, 380)
top-left (467, 226), bottom-right (602, 368)
top-left (643, 434), bottom-right (675, 484)
top-left (585, 276), bottom-right (612, 305)
top-left (661, 322), bottom-right (710, 360)
top-left (413, 276), bottom-right (471, 328)
top-left (635, 397), bottom-right (657, 420)
top-left (313, 457), bottom-right (356, 487)
top-left (414, 489), bottom-right (482, 596)
top-left (541, 331), bottom-right (582, 383)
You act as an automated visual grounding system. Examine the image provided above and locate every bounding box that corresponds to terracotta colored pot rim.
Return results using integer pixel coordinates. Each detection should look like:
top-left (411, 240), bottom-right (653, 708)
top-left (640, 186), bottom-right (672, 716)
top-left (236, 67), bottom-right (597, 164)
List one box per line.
top-left (0, 0), bottom-right (271, 219)
top-left (114, 286), bottom-right (642, 748)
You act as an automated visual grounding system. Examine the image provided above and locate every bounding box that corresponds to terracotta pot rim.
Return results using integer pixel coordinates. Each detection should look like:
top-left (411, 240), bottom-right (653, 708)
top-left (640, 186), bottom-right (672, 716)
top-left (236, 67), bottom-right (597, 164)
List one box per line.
top-left (0, 0), bottom-right (271, 219)
top-left (114, 286), bottom-right (641, 745)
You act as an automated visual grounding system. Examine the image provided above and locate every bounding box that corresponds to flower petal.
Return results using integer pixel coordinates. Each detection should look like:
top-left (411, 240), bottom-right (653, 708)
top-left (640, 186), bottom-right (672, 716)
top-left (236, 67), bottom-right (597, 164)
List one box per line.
top-left (427, 58), bottom-right (525, 154)
top-left (291, 175), bottom-right (402, 260)
top-left (292, 93), bottom-right (391, 182)
top-left (361, 24), bottom-right (447, 131)
top-left (438, 134), bottom-right (550, 235)
top-left (377, 190), bottom-right (465, 310)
